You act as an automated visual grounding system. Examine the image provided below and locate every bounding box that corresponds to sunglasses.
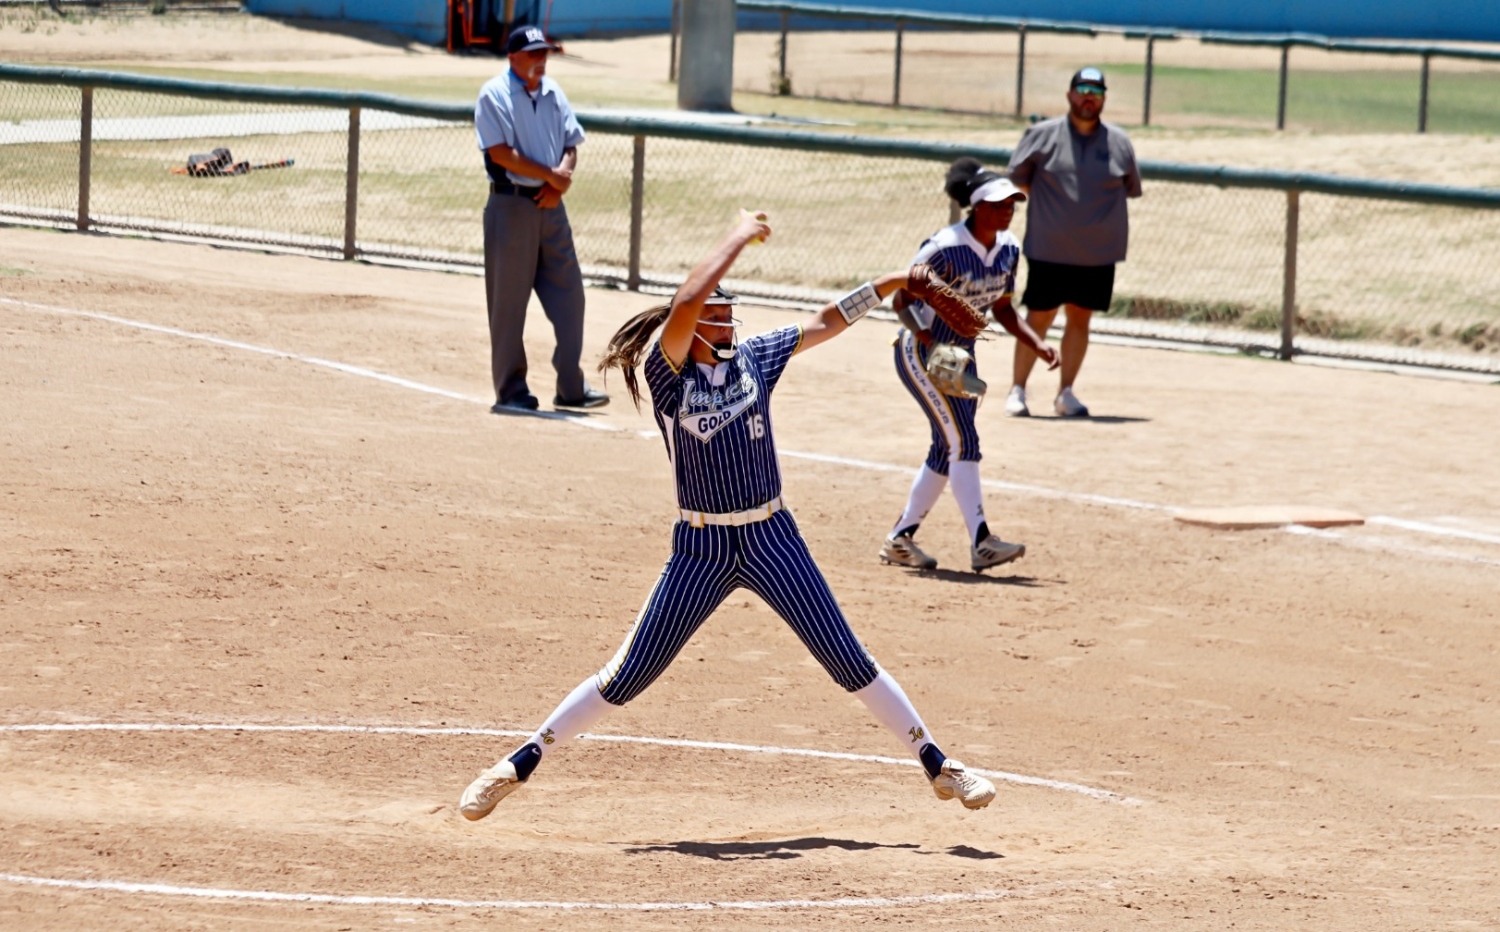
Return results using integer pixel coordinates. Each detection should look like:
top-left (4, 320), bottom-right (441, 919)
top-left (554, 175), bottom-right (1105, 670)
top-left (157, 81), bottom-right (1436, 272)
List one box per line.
top-left (1073, 85), bottom-right (1106, 98)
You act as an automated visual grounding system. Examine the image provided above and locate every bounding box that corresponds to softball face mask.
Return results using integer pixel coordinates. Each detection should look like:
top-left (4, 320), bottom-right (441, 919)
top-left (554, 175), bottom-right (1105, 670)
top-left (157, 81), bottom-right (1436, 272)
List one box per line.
top-left (695, 288), bottom-right (742, 362)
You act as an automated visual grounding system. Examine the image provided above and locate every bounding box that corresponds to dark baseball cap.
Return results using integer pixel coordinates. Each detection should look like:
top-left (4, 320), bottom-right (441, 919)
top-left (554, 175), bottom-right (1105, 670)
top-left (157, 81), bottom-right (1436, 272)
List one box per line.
top-left (507, 25), bottom-right (560, 54)
top-left (1070, 67), bottom-right (1107, 91)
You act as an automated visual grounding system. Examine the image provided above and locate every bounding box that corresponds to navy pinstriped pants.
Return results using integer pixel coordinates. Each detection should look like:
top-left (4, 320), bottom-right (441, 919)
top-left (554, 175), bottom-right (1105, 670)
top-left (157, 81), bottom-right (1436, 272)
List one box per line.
top-left (596, 509), bottom-right (878, 705)
top-left (893, 330), bottom-right (982, 476)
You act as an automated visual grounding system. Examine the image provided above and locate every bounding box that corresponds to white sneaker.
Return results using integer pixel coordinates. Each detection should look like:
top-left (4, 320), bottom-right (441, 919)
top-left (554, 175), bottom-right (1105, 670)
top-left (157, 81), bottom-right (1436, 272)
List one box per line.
top-left (931, 759), bottom-right (996, 810)
top-left (1054, 387), bottom-right (1090, 417)
top-left (971, 535), bottom-right (1025, 571)
top-left (1004, 385), bottom-right (1030, 417)
top-left (459, 760), bottom-right (523, 821)
top-left (880, 533), bottom-right (938, 570)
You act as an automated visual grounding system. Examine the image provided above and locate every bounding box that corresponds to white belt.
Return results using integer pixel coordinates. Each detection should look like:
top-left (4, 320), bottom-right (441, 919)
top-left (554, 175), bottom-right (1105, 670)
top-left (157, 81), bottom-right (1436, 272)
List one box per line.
top-left (679, 496), bottom-right (785, 529)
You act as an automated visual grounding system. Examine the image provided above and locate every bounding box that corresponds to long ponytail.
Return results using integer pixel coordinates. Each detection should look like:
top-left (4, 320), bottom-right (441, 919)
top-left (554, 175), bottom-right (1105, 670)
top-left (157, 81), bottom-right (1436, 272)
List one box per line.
top-left (598, 302), bottom-right (672, 409)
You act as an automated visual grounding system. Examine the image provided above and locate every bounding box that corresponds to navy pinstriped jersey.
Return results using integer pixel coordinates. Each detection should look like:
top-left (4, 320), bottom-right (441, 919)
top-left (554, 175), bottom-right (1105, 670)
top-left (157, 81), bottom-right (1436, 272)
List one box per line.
top-left (643, 325), bottom-right (803, 514)
top-left (908, 223), bottom-right (1022, 351)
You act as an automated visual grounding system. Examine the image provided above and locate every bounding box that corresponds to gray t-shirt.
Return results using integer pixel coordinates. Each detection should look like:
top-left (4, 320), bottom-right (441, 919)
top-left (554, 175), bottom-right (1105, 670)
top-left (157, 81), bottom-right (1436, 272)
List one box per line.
top-left (1008, 116), bottom-right (1143, 266)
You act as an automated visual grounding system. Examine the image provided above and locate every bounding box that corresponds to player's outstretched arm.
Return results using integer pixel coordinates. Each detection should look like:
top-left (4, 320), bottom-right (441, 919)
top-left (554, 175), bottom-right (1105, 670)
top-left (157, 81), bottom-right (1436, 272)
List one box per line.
top-left (797, 270), bottom-right (909, 355)
top-left (659, 210), bottom-right (771, 368)
top-left (992, 297), bottom-right (1060, 369)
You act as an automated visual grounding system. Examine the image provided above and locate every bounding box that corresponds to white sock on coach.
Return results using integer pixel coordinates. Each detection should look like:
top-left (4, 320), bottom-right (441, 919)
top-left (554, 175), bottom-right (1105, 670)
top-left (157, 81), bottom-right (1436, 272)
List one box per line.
top-left (892, 465), bottom-right (948, 536)
top-left (522, 676), bottom-right (615, 761)
top-left (854, 668), bottom-right (938, 763)
top-left (948, 460), bottom-right (988, 544)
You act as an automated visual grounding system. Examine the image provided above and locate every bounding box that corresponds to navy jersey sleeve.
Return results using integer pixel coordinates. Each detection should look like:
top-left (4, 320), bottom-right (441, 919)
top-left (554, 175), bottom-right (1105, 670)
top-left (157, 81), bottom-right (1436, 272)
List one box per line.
top-left (742, 325), bottom-right (804, 393)
top-left (643, 340), bottom-right (684, 416)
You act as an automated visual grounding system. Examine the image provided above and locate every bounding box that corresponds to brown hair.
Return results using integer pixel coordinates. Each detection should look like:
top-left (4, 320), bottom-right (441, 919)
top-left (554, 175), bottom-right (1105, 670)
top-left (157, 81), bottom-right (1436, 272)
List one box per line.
top-left (598, 302), bottom-right (672, 409)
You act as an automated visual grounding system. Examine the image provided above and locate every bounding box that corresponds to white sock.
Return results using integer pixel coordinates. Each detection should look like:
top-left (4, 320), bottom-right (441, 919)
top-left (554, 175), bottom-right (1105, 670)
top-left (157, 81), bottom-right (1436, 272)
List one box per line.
top-left (522, 676), bottom-right (614, 762)
top-left (891, 465), bottom-right (948, 537)
top-left (948, 460), bottom-right (987, 544)
top-left (854, 668), bottom-right (938, 764)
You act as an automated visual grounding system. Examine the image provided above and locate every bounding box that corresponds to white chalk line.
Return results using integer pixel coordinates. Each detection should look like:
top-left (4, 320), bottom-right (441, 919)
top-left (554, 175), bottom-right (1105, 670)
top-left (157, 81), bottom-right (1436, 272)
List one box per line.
top-left (4, 296), bottom-right (1494, 557)
top-left (1366, 515), bottom-right (1500, 547)
top-left (0, 871), bottom-right (1088, 912)
top-left (0, 297), bottom-right (618, 432)
top-left (0, 721), bottom-right (1138, 805)
top-left (0, 721), bottom-right (1123, 912)
top-left (1283, 525), bottom-right (1500, 568)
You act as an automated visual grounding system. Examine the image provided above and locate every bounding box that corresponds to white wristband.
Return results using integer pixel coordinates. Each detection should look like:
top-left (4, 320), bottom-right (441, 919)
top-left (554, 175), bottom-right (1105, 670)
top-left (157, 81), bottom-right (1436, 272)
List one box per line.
top-left (835, 282), bottom-right (880, 325)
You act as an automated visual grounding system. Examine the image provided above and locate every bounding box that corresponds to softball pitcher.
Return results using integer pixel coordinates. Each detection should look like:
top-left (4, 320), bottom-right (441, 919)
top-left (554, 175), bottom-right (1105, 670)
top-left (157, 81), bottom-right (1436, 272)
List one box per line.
top-left (881, 158), bottom-right (1058, 573)
top-left (460, 210), bottom-right (997, 820)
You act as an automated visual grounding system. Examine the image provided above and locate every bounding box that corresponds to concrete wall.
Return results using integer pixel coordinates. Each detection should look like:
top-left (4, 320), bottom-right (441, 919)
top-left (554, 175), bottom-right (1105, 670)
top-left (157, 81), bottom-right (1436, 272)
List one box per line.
top-left (244, 0), bottom-right (1500, 46)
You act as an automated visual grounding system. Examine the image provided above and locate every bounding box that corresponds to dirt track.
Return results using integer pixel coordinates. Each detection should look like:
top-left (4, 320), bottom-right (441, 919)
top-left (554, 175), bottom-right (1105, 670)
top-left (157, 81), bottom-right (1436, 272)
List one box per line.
top-left (1, 227), bottom-right (1498, 929)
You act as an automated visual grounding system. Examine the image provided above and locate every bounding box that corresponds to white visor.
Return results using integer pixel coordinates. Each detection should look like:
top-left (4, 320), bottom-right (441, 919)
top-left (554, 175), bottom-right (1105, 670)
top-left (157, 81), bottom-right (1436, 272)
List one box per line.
top-left (969, 177), bottom-right (1026, 206)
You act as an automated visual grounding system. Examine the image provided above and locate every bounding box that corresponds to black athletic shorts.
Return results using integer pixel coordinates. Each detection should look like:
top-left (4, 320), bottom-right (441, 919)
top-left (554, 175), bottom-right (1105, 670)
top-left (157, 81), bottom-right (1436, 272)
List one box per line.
top-left (1020, 257), bottom-right (1116, 313)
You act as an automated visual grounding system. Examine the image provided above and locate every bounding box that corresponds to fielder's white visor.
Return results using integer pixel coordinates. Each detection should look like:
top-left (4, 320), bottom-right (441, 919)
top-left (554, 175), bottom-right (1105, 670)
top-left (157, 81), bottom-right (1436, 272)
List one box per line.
top-left (969, 177), bottom-right (1026, 205)
top-left (703, 286), bottom-right (740, 305)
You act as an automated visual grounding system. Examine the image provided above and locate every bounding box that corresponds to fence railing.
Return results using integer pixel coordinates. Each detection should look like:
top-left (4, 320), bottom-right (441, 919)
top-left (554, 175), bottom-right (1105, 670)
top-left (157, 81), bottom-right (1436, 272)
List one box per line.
top-left (3, 64), bottom-right (1499, 372)
top-left (731, 0), bottom-right (1500, 133)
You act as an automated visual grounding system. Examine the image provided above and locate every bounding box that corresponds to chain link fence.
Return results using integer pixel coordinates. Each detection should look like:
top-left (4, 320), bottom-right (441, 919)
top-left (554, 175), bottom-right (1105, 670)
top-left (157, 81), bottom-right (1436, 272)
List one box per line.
top-left (3, 67), bottom-right (1500, 368)
top-left (732, 2), bottom-right (1500, 136)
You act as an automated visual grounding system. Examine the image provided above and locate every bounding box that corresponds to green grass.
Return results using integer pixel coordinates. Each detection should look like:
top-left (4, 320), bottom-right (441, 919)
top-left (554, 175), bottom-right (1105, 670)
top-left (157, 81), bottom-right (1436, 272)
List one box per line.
top-left (1109, 63), bottom-right (1500, 134)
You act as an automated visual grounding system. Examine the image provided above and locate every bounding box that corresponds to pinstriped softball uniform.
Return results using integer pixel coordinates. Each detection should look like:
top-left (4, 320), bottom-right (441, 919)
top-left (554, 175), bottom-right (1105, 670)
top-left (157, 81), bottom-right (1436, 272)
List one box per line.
top-left (594, 325), bottom-right (878, 705)
top-left (898, 223), bottom-right (1022, 470)
top-left (644, 326), bottom-right (801, 514)
top-left (894, 329), bottom-right (978, 476)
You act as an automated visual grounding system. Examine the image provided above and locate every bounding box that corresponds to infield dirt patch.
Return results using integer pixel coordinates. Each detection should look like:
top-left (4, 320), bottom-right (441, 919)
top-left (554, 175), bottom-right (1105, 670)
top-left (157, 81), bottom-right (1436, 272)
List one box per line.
top-left (1, 226), bottom-right (1498, 929)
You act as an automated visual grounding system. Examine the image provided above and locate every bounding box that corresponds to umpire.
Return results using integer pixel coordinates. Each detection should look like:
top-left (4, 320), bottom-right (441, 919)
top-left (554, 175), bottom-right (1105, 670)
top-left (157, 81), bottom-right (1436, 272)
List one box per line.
top-left (476, 25), bottom-right (608, 412)
top-left (1006, 67), bottom-right (1142, 418)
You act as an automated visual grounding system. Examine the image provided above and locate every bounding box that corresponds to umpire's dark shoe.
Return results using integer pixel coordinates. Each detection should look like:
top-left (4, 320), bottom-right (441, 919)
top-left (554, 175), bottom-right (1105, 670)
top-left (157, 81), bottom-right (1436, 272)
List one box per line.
top-left (491, 393), bottom-right (540, 414)
top-left (554, 388), bottom-right (610, 410)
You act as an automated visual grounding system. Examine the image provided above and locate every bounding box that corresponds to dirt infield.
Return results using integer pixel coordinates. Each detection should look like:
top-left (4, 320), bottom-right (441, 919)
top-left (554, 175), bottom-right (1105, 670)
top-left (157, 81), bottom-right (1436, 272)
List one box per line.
top-left (1, 227), bottom-right (1498, 929)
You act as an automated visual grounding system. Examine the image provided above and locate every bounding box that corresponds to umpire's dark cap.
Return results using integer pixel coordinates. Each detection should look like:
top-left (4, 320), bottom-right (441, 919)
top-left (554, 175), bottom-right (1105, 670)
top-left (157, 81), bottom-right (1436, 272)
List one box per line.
top-left (507, 25), bottom-right (561, 54)
top-left (1070, 67), bottom-right (1107, 91)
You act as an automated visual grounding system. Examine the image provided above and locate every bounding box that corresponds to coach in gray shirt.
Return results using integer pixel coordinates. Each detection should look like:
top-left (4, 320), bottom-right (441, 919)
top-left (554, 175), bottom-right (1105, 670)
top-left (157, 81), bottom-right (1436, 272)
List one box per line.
top-left (476, 25), bottom-right (607, 412)
top-left (1007, 67), bottom-right (1142, 418)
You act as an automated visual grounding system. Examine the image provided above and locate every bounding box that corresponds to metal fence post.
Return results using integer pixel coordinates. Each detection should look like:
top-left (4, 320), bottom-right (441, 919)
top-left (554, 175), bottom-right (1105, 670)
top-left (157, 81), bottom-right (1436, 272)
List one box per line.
top-left (1277, 45), bottom-right (1289, 131)
top-left (1014, 25), bottom-right (1027, 119)
top-left (628, 135), bottom-right (645, 291)
top-left (778, 11), bottom-right (789, 93)
top-left (1143, 35), bottom-right (1156, 126)
top-left (669, 0), bottom-right (680, 82)
top-left (1418, 52), bottom-right (1431, 133)
top-left (1280, 189), bottom-right (1299, 360)
top-left (344, 106), bottom-right (360, 261)
top-left (77, 86), bottom-right (92, 232)
top-left (892, 21), bottom-right (904, 107)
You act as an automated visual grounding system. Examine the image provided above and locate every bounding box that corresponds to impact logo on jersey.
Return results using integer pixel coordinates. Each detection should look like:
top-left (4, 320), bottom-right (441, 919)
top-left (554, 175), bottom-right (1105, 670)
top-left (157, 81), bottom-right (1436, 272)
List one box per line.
top-left (678, 369), bottom-right (759, 442)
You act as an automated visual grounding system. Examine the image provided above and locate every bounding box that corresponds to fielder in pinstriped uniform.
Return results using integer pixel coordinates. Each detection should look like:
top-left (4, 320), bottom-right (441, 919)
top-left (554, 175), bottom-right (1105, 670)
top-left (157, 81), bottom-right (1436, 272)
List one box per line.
top-left (460, 210), bottom-right (998, 821)
top-left (881, 158), bottom-right (1059, 574)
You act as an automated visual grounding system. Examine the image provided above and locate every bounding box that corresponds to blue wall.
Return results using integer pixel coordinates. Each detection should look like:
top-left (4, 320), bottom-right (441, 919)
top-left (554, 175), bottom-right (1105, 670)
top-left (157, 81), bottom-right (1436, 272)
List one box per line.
top-left (245, 0), bottom-right (448, 45)
top-left (245, 0), bottom-right (1500, 46)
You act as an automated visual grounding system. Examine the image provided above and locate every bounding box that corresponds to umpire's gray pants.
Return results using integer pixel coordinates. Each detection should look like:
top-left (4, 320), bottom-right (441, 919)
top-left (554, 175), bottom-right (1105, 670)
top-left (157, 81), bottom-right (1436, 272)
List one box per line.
top-left (483, 192), bottom-right (586, 405)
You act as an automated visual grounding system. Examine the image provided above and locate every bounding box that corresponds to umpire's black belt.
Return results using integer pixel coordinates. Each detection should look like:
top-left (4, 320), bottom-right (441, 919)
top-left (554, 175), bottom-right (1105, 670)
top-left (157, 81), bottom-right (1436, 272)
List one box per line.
top-left (490, 180), bottom-right (544, 198)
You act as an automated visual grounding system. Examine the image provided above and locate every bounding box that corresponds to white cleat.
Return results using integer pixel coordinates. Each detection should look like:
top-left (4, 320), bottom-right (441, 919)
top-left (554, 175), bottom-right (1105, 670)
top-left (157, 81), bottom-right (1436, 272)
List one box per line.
top-left (1004, 385), bottom-right (1030, 417)
top-left (971, 535), bottom-right (1025, 572)
top-left (880, 533), bottom-right (938, 570)
top-left (459, 760), bottom-right (524, 821)
top-left (931, 759), bottom-right (997, 810)
top-left (1054, 387), bottom-right (1090, 417)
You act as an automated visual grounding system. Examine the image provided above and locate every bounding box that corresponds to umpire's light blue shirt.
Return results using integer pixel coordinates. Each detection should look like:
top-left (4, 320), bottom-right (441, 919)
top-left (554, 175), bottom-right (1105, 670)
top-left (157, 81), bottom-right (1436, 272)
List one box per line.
top-left (475, 70), bottom-right (585, 187)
